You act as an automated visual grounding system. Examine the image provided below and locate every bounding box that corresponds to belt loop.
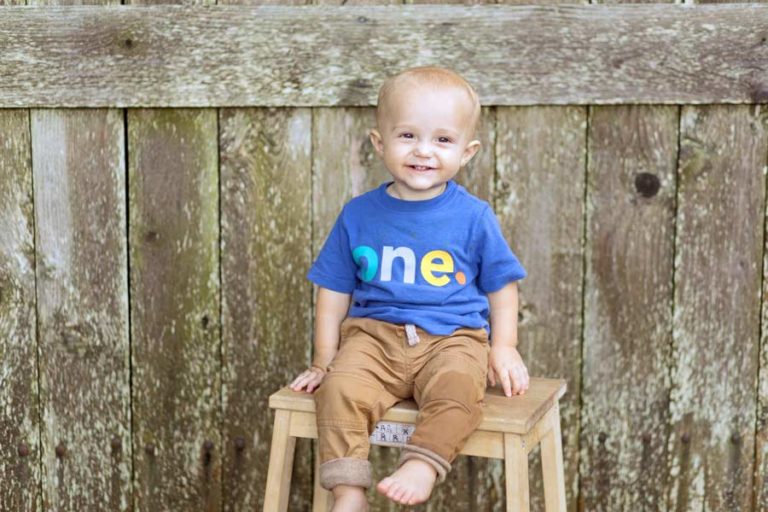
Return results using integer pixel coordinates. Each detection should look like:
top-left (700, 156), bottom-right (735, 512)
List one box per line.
top-left (405, 324), bottom-right (420, 346)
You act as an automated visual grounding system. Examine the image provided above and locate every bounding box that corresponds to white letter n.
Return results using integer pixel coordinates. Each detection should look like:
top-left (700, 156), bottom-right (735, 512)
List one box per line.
top-left (380, 246), bottom-right (416, 284)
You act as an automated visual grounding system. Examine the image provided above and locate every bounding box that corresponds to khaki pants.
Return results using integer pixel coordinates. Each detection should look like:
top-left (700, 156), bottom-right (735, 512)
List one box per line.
top-left (314, 316), bottom-right (489, 490)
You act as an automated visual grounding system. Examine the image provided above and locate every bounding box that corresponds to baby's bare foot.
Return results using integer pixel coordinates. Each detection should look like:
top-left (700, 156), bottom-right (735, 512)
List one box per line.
top-left (331, 484), bottom-right (368, 512)
top-left (376, 459), bottom-right (437, 505)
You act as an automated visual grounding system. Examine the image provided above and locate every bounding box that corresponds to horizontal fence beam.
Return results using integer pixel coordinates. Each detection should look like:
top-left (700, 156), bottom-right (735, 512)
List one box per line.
top-left (1, 4), bottom-right (767, 107)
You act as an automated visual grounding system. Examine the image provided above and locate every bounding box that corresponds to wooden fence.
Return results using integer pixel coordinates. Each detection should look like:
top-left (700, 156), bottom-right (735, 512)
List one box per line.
top-left (1, 3), bottom-right (767, 512)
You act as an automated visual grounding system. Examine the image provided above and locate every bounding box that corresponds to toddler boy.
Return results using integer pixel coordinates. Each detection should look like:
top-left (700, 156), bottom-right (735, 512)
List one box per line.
top-left (290, 66), bottom-right (529, 511)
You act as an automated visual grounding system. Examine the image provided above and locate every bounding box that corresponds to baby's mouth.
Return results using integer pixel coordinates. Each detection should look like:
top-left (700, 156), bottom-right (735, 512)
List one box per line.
top-left (409, 165), bottom-right (435, 171)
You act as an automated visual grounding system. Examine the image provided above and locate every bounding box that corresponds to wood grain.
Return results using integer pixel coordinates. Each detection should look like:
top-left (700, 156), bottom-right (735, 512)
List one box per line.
top-left (128, 108), bottom-right (221, 511)
top-left (0, 110), bottom-right (40, 512)
top-left (580, 105), bottom-right (677, 512)
top-left (758, 104), bottom-right (768, 512)
top-left (669, 105), bottom-right (766, 512)
top-left (219, 107), bottom-right (314, 512)
top-left (496, 105), bottom-right (586, 512)
top-left (2, 4), bottom-right (768, 107)
top-left (31, 109), bottom-right (131, 511)
top-left (311, 106), bottom-right (393, 510)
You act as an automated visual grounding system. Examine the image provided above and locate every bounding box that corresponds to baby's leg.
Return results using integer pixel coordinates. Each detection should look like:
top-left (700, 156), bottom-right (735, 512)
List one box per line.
top-left (378, 330), bottom-right (488, 505)
top-left (314, 318), bottom-right (408, 504)
top-left (331, 484), bottom-right (368, 512)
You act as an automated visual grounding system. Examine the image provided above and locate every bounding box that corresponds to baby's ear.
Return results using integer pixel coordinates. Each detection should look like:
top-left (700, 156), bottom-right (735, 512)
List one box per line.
top-left (369, 129), bottom-right (384, 155)
top-left (461, 139), bottom-right (481, 167)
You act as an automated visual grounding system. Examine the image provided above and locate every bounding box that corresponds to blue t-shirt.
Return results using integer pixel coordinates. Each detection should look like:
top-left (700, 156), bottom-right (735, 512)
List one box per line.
top-left (308, 180), bottom-right (526, 335)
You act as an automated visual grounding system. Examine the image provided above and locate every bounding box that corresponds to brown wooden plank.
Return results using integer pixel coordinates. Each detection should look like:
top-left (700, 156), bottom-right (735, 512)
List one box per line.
top-left (31, 109), bottom-right (131, 511)
top-left (669, 105), bottom-right (766, 511)
top-left (496, 105), bottom-right (586, 512)
top-left (219, 107), bottom-right (314, 512)
top-left (312, 107), bottom-right (389, 257)
top-left (579, 105), bottom-right (677, 511)
top-left (758, 106), bottom-right (768, 512)
top-left (2, 4), bottom-right (768, 108)
top-left (421, 107), bottom-right (497, 512)
top-left (128, 108), bottom-right (221, 511)
top-left (311, 106), bottom-right (393, 510)
top-left (215, 2), bottom-right (313, 512)
top-left (0, 110), bottom-right (40, 512)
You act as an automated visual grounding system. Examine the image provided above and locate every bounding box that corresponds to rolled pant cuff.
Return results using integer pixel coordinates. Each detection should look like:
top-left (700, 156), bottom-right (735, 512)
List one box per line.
top-left (319, 457), bottom-right (372, 490)
top-left (398, 445), bottom-right (452, 484)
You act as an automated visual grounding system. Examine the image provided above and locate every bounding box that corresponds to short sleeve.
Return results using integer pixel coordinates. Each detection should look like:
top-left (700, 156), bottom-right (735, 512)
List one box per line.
top-left (475, 205), bottom-right (527, 293)
top-left (307, 209), bottom-right (358, 294)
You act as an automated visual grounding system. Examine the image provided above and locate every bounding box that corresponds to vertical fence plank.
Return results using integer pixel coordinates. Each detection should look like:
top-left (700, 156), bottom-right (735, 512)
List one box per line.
top-left (219, 107), bottom-right (313, 511)
top-left (669, 105), bottom-right (766, 512)
top-left (217, 2), bottom-right (313, 512)
top-left (128, 109), bottom-right (221, 511)
top-left (312, 106), bottom-right (392, 511)
top-left (312, 108), bottom-right (389, 256)
top-left (0, 110), bottom-right (40, 512)
top-left (758, 105), bottom-right (768, 512)
top-left (31, 109), bottom-right (131, 511)
top-left (579, 105), bottom-right (677, 511)
top-left (425, 108), bottom-right (496, 512)
top-left (496, 105), bottom-right (586, 512)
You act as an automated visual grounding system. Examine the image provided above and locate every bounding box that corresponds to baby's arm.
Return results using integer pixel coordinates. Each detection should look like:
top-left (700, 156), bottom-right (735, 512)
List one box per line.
top-left (487, 281), bottom-right (530, 397)
top-left (289, 286), bottom-right (351, 393)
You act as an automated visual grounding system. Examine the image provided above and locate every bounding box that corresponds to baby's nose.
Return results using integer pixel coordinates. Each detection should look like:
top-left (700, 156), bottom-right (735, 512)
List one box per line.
top-left (414, 142), bottom-right (433, 156)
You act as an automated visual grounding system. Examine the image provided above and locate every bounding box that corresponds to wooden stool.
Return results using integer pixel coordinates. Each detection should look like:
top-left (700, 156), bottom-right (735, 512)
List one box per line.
top-left (263, 377), bottom-right (567, 512)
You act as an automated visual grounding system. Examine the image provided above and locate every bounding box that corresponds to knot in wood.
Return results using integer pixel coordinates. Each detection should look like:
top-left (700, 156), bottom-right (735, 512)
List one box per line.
top-left (111, 436), bottom-right (122, 453)
top-left (18, 443), bottom-right (30, 457)
top-left (55, 443), bottom-right (66, 458)
top-left (634, 172), bottom-right (660, 198)
top-left (234, 437), bottom-right (246, 451)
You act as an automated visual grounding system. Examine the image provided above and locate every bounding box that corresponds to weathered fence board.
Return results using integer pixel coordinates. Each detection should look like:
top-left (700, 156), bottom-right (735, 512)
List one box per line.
top-left (669, 105), bottom-right (766, 511)
top-left (496, 105), bottom-right (586, 512)
top-left (0, 110), bottom-right (40, 512)
top-left (581, 105), bottom-right (677, 512)
top-left (311, 106), bottom-right (394, 510)
top-left (312, 108), bottom-right (389, 256)
top-left (219, 107), bottom-right (314, 512)
top-left (759, 106), bottom-right (768, 508)
top-left (440, 107), bottom-right (500, 512)
top-left (31, 109), bottom-right (131, 511)
top-left (2, 4), bottom-right (768, 107)
top-left (128, 108), bottom-right (222, 511)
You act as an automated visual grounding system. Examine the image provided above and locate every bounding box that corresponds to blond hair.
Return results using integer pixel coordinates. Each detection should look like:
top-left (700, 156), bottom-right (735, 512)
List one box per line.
top-left (376, 66), bottom-right (481, 137)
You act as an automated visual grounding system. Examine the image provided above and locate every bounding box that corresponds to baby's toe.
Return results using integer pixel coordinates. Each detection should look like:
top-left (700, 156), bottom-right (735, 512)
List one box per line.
top-left (389, 483), bottom-right (407, 502)
top-left (376, 477), bottom-right (393, 494)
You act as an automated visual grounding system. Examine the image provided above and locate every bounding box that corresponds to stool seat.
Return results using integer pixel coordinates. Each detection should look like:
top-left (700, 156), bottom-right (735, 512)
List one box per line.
top-left (264, 377), bottom-right (567, 512)
top-left (270, 376), bottom-right (565, 434)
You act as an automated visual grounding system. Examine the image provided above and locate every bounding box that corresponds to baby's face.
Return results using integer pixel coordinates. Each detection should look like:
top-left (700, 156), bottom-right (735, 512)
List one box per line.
top-left (370, 84), bottom-right (480, 201)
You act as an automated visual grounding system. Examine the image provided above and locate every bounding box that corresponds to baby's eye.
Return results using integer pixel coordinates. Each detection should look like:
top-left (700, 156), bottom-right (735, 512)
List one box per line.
top-left (399, 133), bottom-right (414, 139)
top-left (438, 137), bottom-right (452, 143)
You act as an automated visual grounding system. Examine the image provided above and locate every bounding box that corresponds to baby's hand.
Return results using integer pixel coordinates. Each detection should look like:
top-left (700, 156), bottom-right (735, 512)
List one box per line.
top-left (488, 345), bottom-right (529, 397)
top-left (289, 366), bottom-right (326, 393)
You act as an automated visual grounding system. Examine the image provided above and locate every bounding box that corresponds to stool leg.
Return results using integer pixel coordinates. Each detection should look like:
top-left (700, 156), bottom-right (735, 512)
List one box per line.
top-left (540, 403), bottom-right (567, 512)
top-left (312, 441), bottom-right (334, 512)
top-left (504, 434), bottom-right (530, 512)
top-left (263, 410), bottom-right (297, 512)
